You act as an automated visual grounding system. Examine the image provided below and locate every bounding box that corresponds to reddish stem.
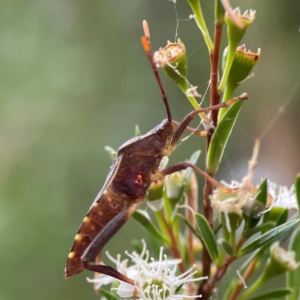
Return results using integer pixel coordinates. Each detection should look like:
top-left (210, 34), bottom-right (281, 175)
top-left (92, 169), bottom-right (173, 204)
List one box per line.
top-left (162, 214), bottom-right (186, 274)
top-left (199, 21), bottom-right (223, 300)
top-left (228, 259), bottom-right (258, 300)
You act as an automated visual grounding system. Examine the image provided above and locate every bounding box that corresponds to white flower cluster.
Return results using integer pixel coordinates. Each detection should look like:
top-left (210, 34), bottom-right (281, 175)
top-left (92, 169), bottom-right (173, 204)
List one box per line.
top-left (87, 240), bottom-right (206, 299)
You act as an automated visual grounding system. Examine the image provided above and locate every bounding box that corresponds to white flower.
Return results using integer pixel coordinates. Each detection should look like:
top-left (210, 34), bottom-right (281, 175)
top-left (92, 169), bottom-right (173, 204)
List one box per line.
top-left (270, 242), bottom-right (300, 272)
top-left (269, 183), bottom-right (297, 210)
top-left (87, 240), bottom-right (206, 299)
top-left (211, 140), bottom-right (260, 219)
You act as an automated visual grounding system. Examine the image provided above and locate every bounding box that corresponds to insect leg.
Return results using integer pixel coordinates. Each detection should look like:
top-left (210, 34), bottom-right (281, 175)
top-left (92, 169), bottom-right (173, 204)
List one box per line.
top-left (172, 120), bottom-right (208, 136)
top-left (154, 161), bottom-right (228, 190)
top-left (81, 204), bottom-right (139, 285)
top-left (169, 95), bottom-right (247, 153)
top-left (83, 262), bottom-right (135, 285)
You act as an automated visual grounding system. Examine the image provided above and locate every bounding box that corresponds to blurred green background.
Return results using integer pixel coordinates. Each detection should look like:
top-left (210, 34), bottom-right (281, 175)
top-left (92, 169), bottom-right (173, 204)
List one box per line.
top-left (1, 1), bottom-right (300, 299)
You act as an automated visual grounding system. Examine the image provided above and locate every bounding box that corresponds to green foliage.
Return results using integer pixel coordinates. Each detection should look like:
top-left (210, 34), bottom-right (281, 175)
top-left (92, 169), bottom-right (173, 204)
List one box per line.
top-left (195, 213), bottom-right (220, 266)
top-left (207, 100), bottom-right (244, 174)
top-left (238, 219), bottom-right (300, 257)
top-left (295, 174), bottom-right (300, 211)
top-left (132, 210), bottom-right (169, 245)
top-left (287, 228), bottom-right (300, 300)
top-left (246, 288), bottom-right (293, 300)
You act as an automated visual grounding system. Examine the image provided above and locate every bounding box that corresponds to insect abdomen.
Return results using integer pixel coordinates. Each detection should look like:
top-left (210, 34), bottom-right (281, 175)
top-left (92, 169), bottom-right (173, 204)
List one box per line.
top-left (65, 190), bottom-right (129, 278)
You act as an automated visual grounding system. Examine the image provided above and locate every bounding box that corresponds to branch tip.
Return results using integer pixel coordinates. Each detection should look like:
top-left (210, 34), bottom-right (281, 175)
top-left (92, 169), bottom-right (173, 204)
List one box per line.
top-left (142, 20), bottom-right (150, 39)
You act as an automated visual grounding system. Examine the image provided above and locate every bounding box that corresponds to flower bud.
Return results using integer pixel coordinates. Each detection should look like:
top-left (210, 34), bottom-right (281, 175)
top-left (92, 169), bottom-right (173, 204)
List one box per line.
top-left (241, 242), bottom-right (300, 298)
top-left (154, 40), bottom-right (208, 121)
top-left (225, 8), bottom-right (256, 46)
top-left (222, 45), bottom-right (261, 96)
top-left (146, 179), bottom-right (165, 212)
top-left (146, 179), bottom-right (164, 201)
top-left (165, 172), bottom-right (185, 200)
top-left (154, 40), bottom-right (187, 87)
top-left (266, 206), bottom-right (286, 223)
top-left (219, 8), bottom-right (256, 92)
top-left (266, 242), bottom-right (300, 277)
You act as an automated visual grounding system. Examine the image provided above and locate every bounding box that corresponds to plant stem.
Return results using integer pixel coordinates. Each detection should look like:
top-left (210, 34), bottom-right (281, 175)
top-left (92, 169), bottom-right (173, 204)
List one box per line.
top-left (186, 0), bottom-right (214, 52)
top-left (210, 23), bottom-right (223, 127)
top-left (200, 238), bottom-right (245, 298)
top-left (198, 19), bottom-right (223, 300)
top-left (187, 173), bottom-right (198, 264)
top-left (161, 214), bottom-right (186, 274)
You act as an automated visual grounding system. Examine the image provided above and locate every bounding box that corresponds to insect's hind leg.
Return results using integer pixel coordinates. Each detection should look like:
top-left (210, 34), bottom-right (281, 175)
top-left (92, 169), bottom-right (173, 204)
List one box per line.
top-left (83, 260), bottom-right (135, 285)
top-left (81, 205), bottom-right (140, 286)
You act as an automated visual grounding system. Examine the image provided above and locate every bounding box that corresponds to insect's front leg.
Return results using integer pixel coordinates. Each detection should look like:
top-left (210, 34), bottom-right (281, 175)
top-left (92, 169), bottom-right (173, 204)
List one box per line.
top-left (153, 161), bottom-right (226, 189)
top-left (171, 120), bottom-right (208, 137)
top-left (168, 96), bottom-right (247, 154)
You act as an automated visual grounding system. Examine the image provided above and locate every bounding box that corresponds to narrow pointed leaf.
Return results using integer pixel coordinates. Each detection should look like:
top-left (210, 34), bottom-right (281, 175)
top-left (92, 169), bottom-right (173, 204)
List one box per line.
top-left (246, 179), bottom-right (268, 229)
top-left (287, 228), bottom-right (300, 300)
top-left (276, 208), bottom-right (288, 226)
top-left (135, 124), bottom-right (141, 137)
top-left (256, 179), bottom-right (268, 206)
top-left (177, 213), bottom-right (203, 243)
top-left (246, 288), bottom-right (292, 300)
top-left (207, 100), bottom-right (243, 174)
top-left (133, 210), bottom-right (169, 245)
top-left (295, 174), bottom-right (300, 211)
top-left (99, 288), bottom-right (119, 300)
top-left (222, 241), bottom-right (234, 256)
top-left (278, 214), bottom-right (299, 244)
top-left (238, 219), bottom-right (300, 257)
top-left (195, 213), bottom-right (220, 265)
top-left (245, 222), bottom-right (275, 239)
top-left (131, 239), bottom-right (143, 255)
top-left (170, 150), bottom-right (201, 221)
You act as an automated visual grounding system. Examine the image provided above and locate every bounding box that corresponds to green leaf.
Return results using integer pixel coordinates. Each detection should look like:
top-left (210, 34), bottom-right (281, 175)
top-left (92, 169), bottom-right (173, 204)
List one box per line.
top-left (195, 213), bottom-right (220, 266)
top-left (99, 288), bottom-right (119, 300)
top-left (176, 213), bottom-right (203, 243)
top-left (245, 222), bottom-right (276, 239)
top-left (287, 228), bottom-right (300, 300)
top-left (175, 283), bottom-right (184, 294)
top-left (238, 219), bottom-right (300, 257)
top-left (135, 124), bottom-right (141, 137)
top-left (246, 179), bottom-right (268, 229)
top-left (222, 240), bottom-right (234, 256)
top-left (215, 0), bottom-right (225, 24)
top-left (104, 145), bottom-right (117, 160)
top-left (246, 288), bottom-right (292, 300)
top-left (295, 174), bottom-right (300, 212)
top-left (206, 100), bottom-right (243, 174)
top-left (130, 239), bottom-right (143, 255)
top-left (278, 214), bottom-right (299, 244)
top-left (276, 208), bottom-right (288, 226)
top-left (170, 150), bottom-right (201, 221)
top-left (256, 179), bottom-right (268, 206)
top-left (133, 210), bottom-right (169, 245)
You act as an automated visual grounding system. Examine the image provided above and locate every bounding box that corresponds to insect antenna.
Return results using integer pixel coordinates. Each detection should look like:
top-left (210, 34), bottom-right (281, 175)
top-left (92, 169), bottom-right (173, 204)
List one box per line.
top-left (142, 20), bottom-right (172, 123)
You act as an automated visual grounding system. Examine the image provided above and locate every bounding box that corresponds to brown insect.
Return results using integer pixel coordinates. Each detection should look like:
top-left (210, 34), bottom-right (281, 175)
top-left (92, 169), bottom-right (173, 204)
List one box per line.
top-left (65, 21), bottom-right (245, 285)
